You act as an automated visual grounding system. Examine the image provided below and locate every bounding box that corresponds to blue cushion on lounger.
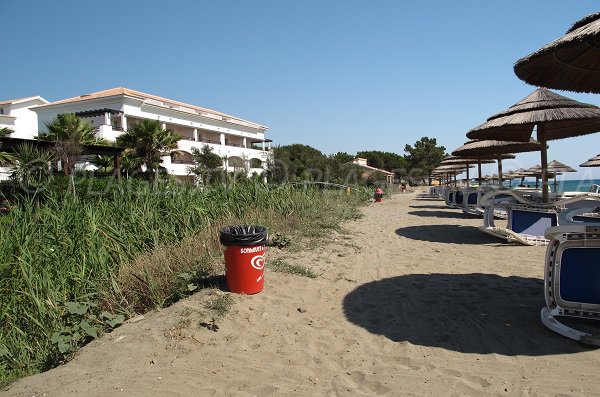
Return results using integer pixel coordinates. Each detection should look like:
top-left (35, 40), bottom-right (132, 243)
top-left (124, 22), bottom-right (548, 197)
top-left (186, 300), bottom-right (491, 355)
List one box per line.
top-left (467, 193), bottom-right (478, 205)
top-left (560, 247), bottom-right (600, 305)
top-left (511, 210), bottom-right (557, 235)
top-left (455, 191), bottom-right (463, 205)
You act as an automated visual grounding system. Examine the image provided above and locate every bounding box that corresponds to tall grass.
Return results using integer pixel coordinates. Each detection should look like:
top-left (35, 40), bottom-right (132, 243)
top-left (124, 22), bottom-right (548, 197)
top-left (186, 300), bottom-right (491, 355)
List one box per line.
top-left (0, 180), bottom-right (370, 384)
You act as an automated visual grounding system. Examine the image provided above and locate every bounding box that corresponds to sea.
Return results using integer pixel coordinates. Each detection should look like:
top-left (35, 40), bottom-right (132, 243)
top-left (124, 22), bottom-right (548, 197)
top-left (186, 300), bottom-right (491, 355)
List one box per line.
top-left (503, 179), bottom-right (600, 193)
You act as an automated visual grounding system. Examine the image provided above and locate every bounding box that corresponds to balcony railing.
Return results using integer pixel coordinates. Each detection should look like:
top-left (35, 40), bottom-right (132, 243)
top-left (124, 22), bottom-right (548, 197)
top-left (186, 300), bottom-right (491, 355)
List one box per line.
top-left (178, 138), bottom-right (269, 151)
top-left (171, 159), bottom-right (194, 165)
top-left (251, 145), bottom-right (270, 151)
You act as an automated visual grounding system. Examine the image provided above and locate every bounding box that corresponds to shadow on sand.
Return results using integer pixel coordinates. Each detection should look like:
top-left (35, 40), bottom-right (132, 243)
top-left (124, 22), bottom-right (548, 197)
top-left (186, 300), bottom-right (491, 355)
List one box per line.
top-left (408, 205), bottom-right (449, 210)
top-left (407, 210), bottom-right (481, 219)
top-left (413, 197), bottom-right (444, 202)
top-left (343, 273), bottom-right (591, 356)
top-left (395, 224), bottom-right (501, 245)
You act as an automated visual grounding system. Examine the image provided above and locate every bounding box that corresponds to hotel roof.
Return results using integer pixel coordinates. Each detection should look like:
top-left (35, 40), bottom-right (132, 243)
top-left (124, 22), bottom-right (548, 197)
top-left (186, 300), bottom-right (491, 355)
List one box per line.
top-left (36, 87), bottom-right (267, 130)
top-left (0, 96), bottom-right (49, 106)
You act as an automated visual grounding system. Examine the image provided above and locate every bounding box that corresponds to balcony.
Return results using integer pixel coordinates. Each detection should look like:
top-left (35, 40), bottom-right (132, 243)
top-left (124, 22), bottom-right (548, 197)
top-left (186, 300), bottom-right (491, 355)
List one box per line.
top-left (171, 158), bottom-right (194, 165)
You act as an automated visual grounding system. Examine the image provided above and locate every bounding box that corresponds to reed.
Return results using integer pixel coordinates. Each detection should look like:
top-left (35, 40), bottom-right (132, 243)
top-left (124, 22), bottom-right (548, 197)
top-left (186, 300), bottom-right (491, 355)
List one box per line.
top-left (0, 180), bottom-right (370, 384)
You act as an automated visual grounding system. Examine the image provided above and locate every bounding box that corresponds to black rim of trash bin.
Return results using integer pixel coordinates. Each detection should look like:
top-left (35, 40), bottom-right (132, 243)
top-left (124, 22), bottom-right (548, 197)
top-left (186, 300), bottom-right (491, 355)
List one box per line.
top-left (219, 225), bottom-right (268, 246)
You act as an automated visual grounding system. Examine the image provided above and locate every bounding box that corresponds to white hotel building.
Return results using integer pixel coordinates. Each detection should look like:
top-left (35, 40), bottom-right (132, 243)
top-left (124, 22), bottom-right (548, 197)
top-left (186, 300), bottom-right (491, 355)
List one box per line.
top-left (1, 87), bottom-right (271, 180)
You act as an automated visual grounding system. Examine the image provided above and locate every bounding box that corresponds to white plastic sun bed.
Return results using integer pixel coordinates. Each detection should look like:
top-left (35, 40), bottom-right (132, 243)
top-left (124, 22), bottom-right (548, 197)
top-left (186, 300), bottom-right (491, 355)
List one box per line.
top-left (479, 190), bottom-right (600, 246)
top-left (541, 207), bottom-right (600, 345)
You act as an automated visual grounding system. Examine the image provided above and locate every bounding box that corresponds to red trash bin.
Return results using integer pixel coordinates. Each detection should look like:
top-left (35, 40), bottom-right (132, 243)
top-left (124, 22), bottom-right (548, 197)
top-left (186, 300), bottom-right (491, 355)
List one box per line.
top-left (220, 225), bottom-right (268, 294)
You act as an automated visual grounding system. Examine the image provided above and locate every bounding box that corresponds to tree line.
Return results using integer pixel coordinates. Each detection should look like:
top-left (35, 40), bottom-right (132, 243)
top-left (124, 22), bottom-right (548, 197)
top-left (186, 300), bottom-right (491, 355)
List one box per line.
top-left (268, 137), bottom-right (446, 185)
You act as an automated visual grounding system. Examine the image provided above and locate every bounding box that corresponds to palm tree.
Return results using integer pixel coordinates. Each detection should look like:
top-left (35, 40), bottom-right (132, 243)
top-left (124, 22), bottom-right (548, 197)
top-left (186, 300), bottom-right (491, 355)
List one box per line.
top-left (119, 153), bottom-right (143, 179)
top-left (92, 155), bottom-right (113, 174)
top-left (0, 127), bottom-right (13, 137)
top-left (38, 114), bottom-right (98, 176)
top-left (10, 143), bottom-right (53, 195)
top-left (116, 120), bottom-right (181, 183)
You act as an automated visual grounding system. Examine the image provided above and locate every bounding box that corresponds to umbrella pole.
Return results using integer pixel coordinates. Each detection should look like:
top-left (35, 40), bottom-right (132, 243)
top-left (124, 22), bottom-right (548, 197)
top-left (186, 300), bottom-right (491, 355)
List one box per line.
top-left (497, 155), bottom-right (503, 188)
top-left (538, 125), bottom-right (549, 202)
top-left (478, 160), bottom-right (482, 186)
top-left (553, 174), bottom-right (557, 192)
top-left (466, 163), bottom-right (470, 187)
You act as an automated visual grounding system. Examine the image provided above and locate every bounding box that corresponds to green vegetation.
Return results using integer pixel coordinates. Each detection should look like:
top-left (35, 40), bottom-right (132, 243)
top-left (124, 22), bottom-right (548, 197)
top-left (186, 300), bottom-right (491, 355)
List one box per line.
top-left (0, 179), bottom-right (371, 385)
top-left (9, 143), bottom-right (54, 195)
top-left (187, 144), bottom-right (224, 185)
top-left (269, 257), bottom-right (318, 278)
top-left (0, 128), bottom-right (15, 165)
top-left (271, 140), bottom-right (446, 186)
top-left (38, 113), bottom-right (100, 176)
top-left (203, 293), bottom-right (235, 320)
top-left (117, 119), bottom-right (181, 183)
top-left (404, 137), bottom-right (446, 185)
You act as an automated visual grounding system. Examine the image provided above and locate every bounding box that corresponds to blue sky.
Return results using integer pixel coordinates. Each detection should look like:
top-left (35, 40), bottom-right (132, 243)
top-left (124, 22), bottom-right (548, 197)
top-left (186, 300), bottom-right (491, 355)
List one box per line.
top-left (3, 1), bottom-right (599, 180)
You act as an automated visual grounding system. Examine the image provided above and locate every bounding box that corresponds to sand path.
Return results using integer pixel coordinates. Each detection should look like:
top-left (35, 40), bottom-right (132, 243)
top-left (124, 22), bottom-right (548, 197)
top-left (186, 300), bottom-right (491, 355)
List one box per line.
top-left (4, 191), bottom-right (600, 396)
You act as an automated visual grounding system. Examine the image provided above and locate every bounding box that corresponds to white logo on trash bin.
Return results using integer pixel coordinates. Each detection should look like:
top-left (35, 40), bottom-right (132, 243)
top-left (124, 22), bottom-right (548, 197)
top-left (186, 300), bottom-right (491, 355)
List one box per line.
top-left (250, 254), bottom-right (265, 270)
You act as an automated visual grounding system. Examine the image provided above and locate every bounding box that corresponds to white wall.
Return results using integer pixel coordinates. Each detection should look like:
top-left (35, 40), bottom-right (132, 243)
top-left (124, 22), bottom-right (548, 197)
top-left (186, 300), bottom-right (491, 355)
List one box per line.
top-left (0, 115), bottom-right (16, 130)
top-left (35, 98), bottom-right (124, 133)
top-left (5, 99), bottom-right (46, 139)
top-left (33, 94), bottom-right (270, 177)
top-left (0, 167), bottom-right (11, 181)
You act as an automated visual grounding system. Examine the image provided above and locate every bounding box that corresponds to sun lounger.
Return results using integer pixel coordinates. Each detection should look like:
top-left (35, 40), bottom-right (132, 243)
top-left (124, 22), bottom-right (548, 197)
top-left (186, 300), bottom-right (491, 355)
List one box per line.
top-left (418, 186), bottom-right (446, 199)
top-left (461, 188), bottom-right (480, 215)
top-left (541, 207), bottom-right (600, 345)
top-left (445, 188), bottom-right (457, 207)
top-left (479, 191), bottom-right (600, 246)
top-left (460, 187), bottom-right (507, 218)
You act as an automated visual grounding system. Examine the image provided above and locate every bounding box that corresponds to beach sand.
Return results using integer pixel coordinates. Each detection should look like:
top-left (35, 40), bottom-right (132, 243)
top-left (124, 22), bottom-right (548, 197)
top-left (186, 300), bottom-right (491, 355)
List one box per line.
top-left (4, 191), bottom-right (600, 396)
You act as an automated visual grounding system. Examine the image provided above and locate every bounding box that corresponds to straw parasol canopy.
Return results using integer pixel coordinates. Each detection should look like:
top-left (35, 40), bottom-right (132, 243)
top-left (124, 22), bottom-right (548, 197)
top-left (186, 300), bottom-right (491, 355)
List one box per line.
top-left (466, 88), bottom-right (600, 142)
top-left (433, 164), bottom-right (474, 172)
top-left (503, 169), bottom-right (523, 179)
top-left (433, 164), bottom-right (473, 186)
top-left (433, 164), bottom-right (473, 182)
top-left (452, 139), bottom-right (540, 158)
top-left (442, 153), bottom-right (516, 186)
top-left (514, 12), bottom-right (600, 94)
top-left (439, 156), bottom-right (494, 186)
top-left (465, 88), bottom-right (600, 202)
top-left (580, 154), bottom-right (600, 167)
top-left (547, 159), bottom-right (576, 173)
top-left (452, 139), bottom-right (540, 184)
top-left (512, 168), bottom-right (527, 177)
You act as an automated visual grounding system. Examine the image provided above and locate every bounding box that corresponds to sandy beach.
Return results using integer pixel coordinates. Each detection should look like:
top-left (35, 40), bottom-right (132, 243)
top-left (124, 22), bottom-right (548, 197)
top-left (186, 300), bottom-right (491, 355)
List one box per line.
top-left (4, 190), bottom-right (600, 397)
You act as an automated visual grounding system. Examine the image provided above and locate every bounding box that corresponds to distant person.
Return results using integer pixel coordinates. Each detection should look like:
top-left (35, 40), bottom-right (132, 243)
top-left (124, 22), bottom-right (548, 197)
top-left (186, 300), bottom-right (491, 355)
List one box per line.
top-left (401, 183), bottom-right (407, 193)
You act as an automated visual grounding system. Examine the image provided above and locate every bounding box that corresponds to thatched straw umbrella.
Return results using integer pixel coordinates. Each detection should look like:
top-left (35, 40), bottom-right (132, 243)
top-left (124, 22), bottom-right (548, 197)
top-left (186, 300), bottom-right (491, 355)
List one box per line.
top-left (433, 164), bottom-right (474, 187)
top-left (440, 155), bottom-right (497, 186)
top-left (503, 169), bottom-right (524, 188)
top-left (514, 12), bottom-right (600, 94)
top-left (580, 154), bottom-right (600, 167)
top-left (547, 160), bottom-right (576, 191)
top-left (525, 165), bottom-right (561, 189)
top-left (452, 139), bottom-right (538, 185)
top-left (547, 160), bottom-right (576, 173)
top-left (509, 167), bottom-right (530, 186)
top-left (466, 88), bottom-right (600, 202)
